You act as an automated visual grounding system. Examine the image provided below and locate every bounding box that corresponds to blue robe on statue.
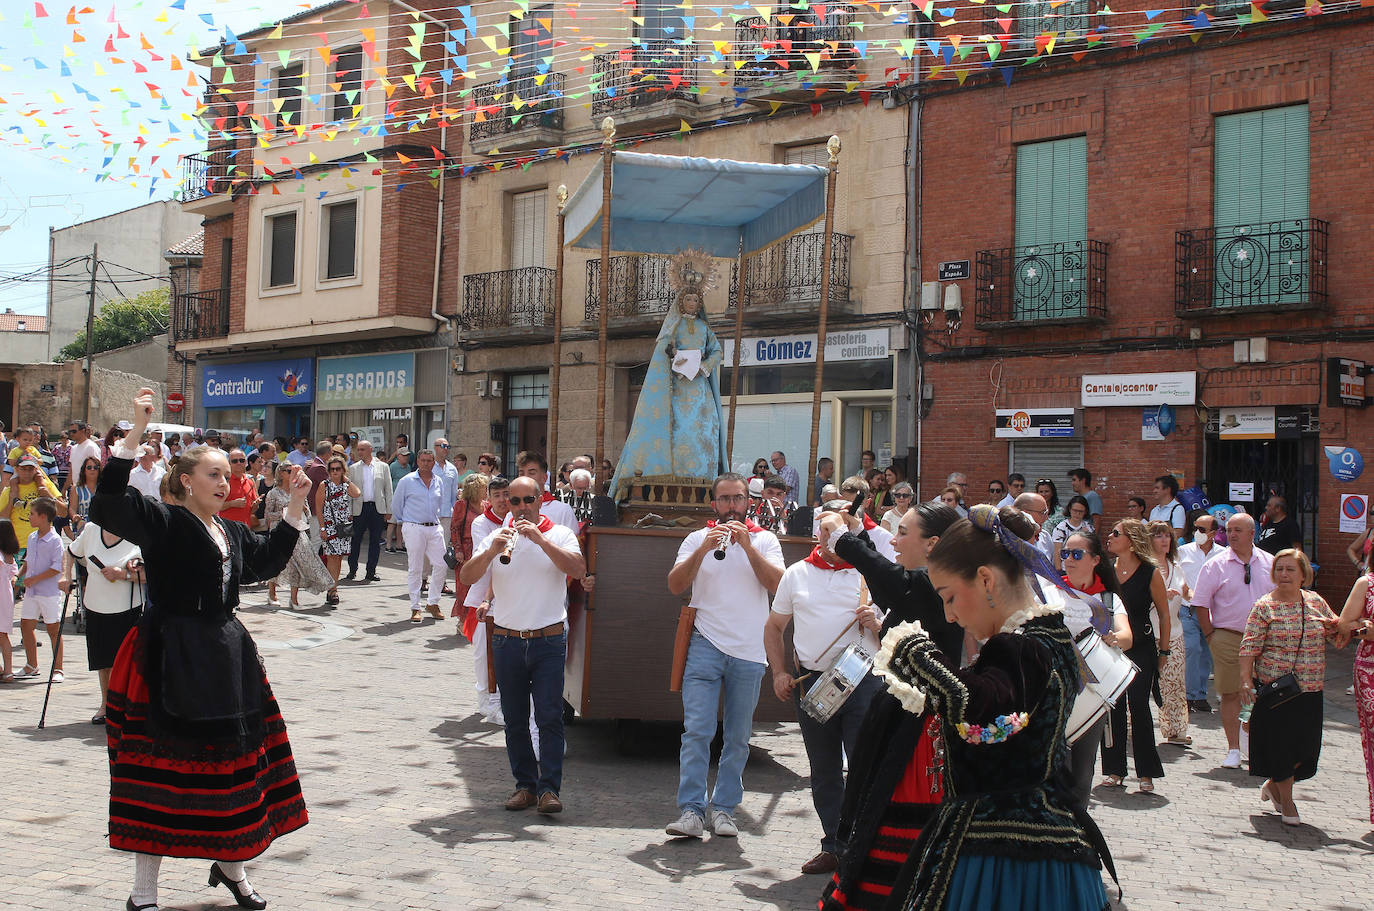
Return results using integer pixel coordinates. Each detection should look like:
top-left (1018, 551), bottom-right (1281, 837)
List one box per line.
top-left (609, 305), bottom-right (727, 501)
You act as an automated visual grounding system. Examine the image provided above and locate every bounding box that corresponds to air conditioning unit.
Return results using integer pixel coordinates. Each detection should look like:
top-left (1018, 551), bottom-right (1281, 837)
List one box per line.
top-left (490, 378), bottom-right (504, 397)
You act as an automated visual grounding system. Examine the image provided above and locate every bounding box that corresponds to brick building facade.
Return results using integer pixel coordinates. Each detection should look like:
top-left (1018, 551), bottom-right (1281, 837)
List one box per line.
top-left (915, 8), bottom-right (1374, 603)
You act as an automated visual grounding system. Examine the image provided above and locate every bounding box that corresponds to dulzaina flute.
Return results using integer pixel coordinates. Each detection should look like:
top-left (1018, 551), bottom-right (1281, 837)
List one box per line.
top-left (498, 530), bottom-right (519, 565)
top-left (712, 532), bottom-right (730, 560)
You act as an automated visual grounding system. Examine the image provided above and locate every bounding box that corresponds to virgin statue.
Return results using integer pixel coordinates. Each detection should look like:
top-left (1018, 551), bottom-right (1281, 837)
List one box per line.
top-left (608, 248), bottom-right (727, 501)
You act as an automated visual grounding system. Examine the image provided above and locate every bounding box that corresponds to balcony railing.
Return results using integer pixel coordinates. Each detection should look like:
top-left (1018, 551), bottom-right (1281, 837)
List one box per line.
top-left (180, 149), bottom-right (234, 200)
top-left (469, 72), bottom-right (565, 145)
top-left (975, 239), bottom-right (1108, 327)
top-left (585, 255), bottom-right (674, 326)
top-left (173, 288), bottom-right (229, 342)
top-left (592, 42), bottom-right (698, 118)
top-left (729, 232), bottom-right (853, 316)
top-left (734, 11), bottom-right (859, 86)
top-left (1175, 219), bottom-right (1328, 316)
top-left (462, 267), bottom-right (556, 334)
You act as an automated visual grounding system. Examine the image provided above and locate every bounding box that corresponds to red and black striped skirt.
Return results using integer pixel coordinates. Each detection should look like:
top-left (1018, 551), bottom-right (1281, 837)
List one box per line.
top-left (105, 629), bottom-right (309, 860)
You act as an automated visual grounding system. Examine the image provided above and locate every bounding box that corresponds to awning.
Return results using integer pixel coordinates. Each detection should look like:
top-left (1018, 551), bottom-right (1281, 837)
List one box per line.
top-left (564, 151), bottom-right (829, 258)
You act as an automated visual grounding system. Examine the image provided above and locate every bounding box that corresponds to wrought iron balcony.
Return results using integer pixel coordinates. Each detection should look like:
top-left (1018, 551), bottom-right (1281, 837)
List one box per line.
top-left (975, 240), bottom-right (1108, 328)
top-left (1175, 219), bottom-right (1328, 317)
top-left (592, 42), bottom-right (699, 120)
top-left (585, 255), bottom-right (674, 332)
top-left (990, 0), bottom-right (1098, 53)
top-left (462, 267), bottom-right (557, 339)
top-left (179, 149), bottom-right (235, 201)
top-left (173, 288), bottom-right (230, 342)
top-left (469, 72), bottom-right (565, 154)
top-left (728, 232), bottom-right (853, 324)
top-left (733, 11), bottom-right (860, 89)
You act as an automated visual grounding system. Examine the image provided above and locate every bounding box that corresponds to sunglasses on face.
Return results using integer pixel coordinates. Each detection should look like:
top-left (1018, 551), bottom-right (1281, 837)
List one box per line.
top-left (894, 492), bottom-right (913, 499)
top-left (437, 443), bottom-right (450, 449)
top-left (989, 488), bottom-right (1004, 495)
top-left (1061, 549), bottom-right (1087, 561)
top-left (478, 460), bottom-right (493, 466)
top-left (230, 458), bottom-right (246, 463)
top-left (509, 495), bottom-right (540, 505)
top-left (1108, 529), bottom-right (1122, 538)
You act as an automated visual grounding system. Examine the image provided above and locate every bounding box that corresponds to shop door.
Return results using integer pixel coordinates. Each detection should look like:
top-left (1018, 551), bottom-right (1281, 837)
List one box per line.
top-left (840, 402), bottom-right (891, 477)
top-left (504, 414), bottom-right (548, 472)
top-left (1206, 435), bottom-right (1319, 556)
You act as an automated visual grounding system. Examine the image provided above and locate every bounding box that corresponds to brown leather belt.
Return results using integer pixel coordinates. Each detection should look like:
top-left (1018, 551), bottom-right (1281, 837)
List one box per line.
top-left (491, 622), bottom-right (564, 639)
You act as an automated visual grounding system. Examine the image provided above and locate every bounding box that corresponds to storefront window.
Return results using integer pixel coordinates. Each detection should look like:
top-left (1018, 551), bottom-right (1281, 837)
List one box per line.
top-left (723, 359), bottom-right (894, 395)
top-left (203, 408), bottom-right (266, 445)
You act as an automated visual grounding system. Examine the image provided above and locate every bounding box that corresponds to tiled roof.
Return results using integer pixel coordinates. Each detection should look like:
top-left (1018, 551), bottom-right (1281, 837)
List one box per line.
top-left (0, 311), bottom-right (46, 332)
top-left (167, 229), bottom-right (204, 257)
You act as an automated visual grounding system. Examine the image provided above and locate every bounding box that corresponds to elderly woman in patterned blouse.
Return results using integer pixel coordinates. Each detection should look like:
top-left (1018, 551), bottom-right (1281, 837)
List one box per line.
top-left (1239, 548), bottom-right (1346, 827)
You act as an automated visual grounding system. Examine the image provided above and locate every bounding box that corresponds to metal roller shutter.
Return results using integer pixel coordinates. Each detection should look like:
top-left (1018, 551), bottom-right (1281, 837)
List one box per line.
top-left (1009, 440), bottom-right (1084, 490)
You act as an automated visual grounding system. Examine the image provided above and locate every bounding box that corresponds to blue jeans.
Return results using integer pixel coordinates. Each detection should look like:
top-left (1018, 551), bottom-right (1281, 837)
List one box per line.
top-left (794, 670), bottom-right (881, 854)
top-left (678, 632), bottom-right (765, 816)
top-left (1180, 605), bottom-right (1212, 701)
top-left (492, 631), bottom-right (566, 796)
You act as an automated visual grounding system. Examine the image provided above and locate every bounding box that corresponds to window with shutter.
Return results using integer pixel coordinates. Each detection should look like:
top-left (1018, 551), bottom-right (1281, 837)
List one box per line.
top-left (332, 48), bottom-right (363, 122)
top-left (510, 190), bottom-right (547, 270)
top-left (1212, 104), bottom-right (1309, 308)
top-left (638, 0), bottom-right (684, 41)
top-left (324, 200), bottom-right (358, 280)
top-left (1009, 440), bottom-right (1085, 494)
top-left (267, 212), bottom-right (297, 288)
top-left (1013, 136), bottom-right (1088, 320)
top-left (275, 63), bottom-right (303, 131)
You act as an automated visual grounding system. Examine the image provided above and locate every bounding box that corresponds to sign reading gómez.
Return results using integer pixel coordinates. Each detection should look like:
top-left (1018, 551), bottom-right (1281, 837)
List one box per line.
top-left (721, 328), bottom-right (889, 368)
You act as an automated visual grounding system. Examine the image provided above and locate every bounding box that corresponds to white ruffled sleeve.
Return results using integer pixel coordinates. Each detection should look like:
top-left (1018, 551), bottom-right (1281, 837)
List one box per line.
top-left (873, 620), bottom-right (931, 716)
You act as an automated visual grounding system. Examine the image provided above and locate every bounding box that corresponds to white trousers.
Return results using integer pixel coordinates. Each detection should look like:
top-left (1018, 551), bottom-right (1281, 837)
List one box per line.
top-left (473, 617), bottom-right (492, 700)
top-left (401, 523), bottom-right (447, 609)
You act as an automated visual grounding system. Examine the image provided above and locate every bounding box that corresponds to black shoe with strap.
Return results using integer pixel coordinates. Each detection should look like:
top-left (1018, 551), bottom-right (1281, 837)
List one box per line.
top-left (208, 863), bottom-right (267, 910)
top-left (127, 898), bottom-right (158, 911)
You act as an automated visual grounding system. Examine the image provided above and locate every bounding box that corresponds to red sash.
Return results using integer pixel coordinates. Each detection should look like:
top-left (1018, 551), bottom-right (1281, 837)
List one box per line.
top-left (461, 608), bottom-right (480, 642)
top-left (861, 514), bottom-right (878, 531)
top-left (803, 546), bottom-right (853, 571)
top-left (541, 491), bottom-right (555, 503)
top-left (483, 503), bottom-right (503, 526)
top-left (1063, 574), bottom-right (1107, 596)
top-left (505, 514), bottom-right (555, 533)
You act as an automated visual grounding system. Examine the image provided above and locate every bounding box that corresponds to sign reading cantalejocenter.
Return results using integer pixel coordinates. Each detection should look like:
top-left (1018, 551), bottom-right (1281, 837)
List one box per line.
top-left (995, 408), bottom-right (1077, 439)
top-left (202, 358), bottom-right (314, 407)
top-left (721, 328), bottom-right (889, 367)
top-left (317, 352), bottom-right (414, 408)
top-left (1081, 372), bottom-right (1196, 407)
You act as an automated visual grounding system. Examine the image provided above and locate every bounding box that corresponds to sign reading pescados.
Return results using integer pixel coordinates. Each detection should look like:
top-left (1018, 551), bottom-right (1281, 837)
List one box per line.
top-left (1080, 372), bottom-right (1196, 407)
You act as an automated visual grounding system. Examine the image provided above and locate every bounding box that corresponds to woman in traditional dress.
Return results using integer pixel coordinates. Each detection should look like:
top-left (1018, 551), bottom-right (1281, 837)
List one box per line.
top-left (92, 388), bottom-right (310, 911)
top-left (819, 502), bottom-right (961, 911)
top-left (608, 248), bottom-right (726, 501)
top-left (874, 505), bottom-right (1111, 911)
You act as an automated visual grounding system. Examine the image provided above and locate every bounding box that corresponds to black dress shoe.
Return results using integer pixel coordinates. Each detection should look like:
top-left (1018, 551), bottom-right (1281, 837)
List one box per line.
top-left (208, 863), bottom-right (267, 910)
top-left (127, 898), bottom-right (158, 911)
top-left (363, 574), bottom-right (382, 583)
top-left (1188, 699), bottom-right (1213, 713)
top-left (342, 571), bottom-right (356, 581)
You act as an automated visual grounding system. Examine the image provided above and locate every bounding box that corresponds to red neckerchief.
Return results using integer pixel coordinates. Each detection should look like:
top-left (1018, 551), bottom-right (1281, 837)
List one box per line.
top-left (861, 514), bottom-right (877, 530)
top-left (804, 546), bottom-right (853, 570)
top-left (505, 514), bottom-right (555, 533)
top-left (1064, 574), bottom-right (1107, 595)
top-left (707, 518), bottom-right (765, 533)
top-left (541, 491), bottom-right (555, 503)
top-left (483, 503), bottom-right (503, 525)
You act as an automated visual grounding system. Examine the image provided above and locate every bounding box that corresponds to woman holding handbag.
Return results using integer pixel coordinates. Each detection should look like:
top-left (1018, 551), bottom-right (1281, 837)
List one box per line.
top-left (1240, 548), bottom-right (1343, 826)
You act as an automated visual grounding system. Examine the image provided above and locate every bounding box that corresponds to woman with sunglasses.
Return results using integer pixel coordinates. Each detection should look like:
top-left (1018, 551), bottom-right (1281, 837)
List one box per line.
top-left (751, 457), bottom-right (770, 481)
top-left (1058, 531), bottom-right (1132, 808)
top-left (67, 456), bottom-right (102, 537)
top-left (1101, 519), bottom-right (1171, 792)
top-left (314, 457), bottom-right (360, 607)
top-left (880, 482), bottom-right (915, 534)
top-left (1149, 519), bottom-right (1190, 746)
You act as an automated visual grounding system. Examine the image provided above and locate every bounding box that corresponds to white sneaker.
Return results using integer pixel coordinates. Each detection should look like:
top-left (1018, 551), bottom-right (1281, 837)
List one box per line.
top-left (709, 809), bottom-right (738, 837)
top-left (665, 810), bottom-right (705, 838)
top-left (1221, 748), bottom-right (1243, 769)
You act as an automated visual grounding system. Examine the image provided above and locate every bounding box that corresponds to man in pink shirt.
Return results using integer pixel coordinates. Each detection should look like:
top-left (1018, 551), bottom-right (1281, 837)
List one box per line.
top-left (1190, 512), bottom-right (1274, 770)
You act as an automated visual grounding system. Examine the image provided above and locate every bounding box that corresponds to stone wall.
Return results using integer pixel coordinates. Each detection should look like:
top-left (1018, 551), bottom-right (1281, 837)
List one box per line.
top-left (13, 362), bottom-right (165, 434)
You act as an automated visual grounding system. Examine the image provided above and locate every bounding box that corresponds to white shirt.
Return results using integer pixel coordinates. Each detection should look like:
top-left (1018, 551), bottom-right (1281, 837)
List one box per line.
top-left (67, 523), bottom-right (143, 615)
top-left (359, 459), bottom-right (375, 501)
top-left (865, 523), bottom-right (898, 562)
top-left (472, 522), bottom-right (581, 631)
top-left (1149, 499), bottom-right (1186, 532)
top-left (675, 526), bottom-right (784, 664)
top-left (69, 438), bottom-right (102, 476)
top-left (996, 494), bottom-right (1016, 510)
top-left (772, 559), bottom-right (871, 671)
top-left (1176, 539), bottom-right (1223, 605)
top-left (463, 510), bottom-right (505, 608)
top-left (540, 497), bottom-right (579, 534)
top-left (128, 462), bottom-right (166, 499)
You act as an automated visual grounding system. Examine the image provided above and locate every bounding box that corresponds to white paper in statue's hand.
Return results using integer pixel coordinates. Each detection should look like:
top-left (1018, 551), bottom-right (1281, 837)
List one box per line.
top-left (671, 348), bottom-right (702, 380)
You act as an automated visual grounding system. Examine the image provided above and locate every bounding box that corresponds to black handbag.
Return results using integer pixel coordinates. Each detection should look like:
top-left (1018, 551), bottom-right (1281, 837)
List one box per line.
top-left (1253, 608), bottom-right (1306, 709)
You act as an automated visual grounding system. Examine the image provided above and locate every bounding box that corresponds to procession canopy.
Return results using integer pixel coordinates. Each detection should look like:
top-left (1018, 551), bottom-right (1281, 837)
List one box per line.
top-left (564, 151), bottom-right (829, 258)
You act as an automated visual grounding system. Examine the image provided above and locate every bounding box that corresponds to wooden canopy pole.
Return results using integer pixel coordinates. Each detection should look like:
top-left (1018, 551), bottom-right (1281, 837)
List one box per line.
top-left (726, 234), bottom-right (747, 466)
top-left (806, 135), bottom-right (841, 507)
top-left (594, 117), bottom-right (615, 488)
top-left (547, 184), bottom-right (568, 466)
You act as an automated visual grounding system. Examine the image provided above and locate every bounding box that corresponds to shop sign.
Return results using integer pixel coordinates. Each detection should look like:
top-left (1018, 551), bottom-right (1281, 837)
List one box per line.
top-left (1328, 357), bottom-right (1370, 408)
top-left (317, 352), bottom-right (414, 409)
top-left (1228, 483), bottom-right (1254, 502)
top-left (1218, 407), bottom-right (1275, 440)
top-left (371, 407), bottom-right (412, 421)
top-left (202, 358), bottom-right (314, 407)
top-left (351, 426), bottom-right (387, 449)
top-left (1081, 372), bottom-right (1195, 407)
top-left (722, 328), bottom-right (889, 367)
top-left (1339, 494), bottom-right (1368, 533)
top-left (1326, 446), bottom-right (1364, 483)
top-left (1141, 404), bottom-right (1177, 440)
top-left (994, 408), bottom-right (1076, 439)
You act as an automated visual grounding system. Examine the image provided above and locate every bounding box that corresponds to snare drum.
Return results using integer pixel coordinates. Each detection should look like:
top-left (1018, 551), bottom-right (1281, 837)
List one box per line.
top-left (1065, 628), bottom-right (1139, 744)
top-left (800, 641), bottom-right (875, 724)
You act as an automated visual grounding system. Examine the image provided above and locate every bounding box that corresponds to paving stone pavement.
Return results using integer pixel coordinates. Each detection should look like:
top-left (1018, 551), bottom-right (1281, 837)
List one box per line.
top-left (3, 550), bottom-right (1372, 910)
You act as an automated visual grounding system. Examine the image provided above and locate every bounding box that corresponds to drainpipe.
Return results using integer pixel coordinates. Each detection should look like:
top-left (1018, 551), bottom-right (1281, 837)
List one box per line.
top-left (911, 95), bottom-right (925, 501)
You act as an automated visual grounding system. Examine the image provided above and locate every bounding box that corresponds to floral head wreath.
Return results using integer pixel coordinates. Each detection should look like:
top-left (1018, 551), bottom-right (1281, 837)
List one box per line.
top-left (667, 247), bottom-right (718, 303)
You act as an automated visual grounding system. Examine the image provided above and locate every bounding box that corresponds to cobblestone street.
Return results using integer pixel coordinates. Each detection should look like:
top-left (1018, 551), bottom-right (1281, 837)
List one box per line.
top-left (4, 553), bottom-right (1370, 910)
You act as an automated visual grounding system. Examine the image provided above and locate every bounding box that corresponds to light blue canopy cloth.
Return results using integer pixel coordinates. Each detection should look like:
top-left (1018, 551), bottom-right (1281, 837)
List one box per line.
top-left (564, 151), bottom-right (829, 257)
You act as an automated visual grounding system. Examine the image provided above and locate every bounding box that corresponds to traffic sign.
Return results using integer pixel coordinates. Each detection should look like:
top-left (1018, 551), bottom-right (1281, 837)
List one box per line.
top-left (166, 392), bottom-right (185, 413)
